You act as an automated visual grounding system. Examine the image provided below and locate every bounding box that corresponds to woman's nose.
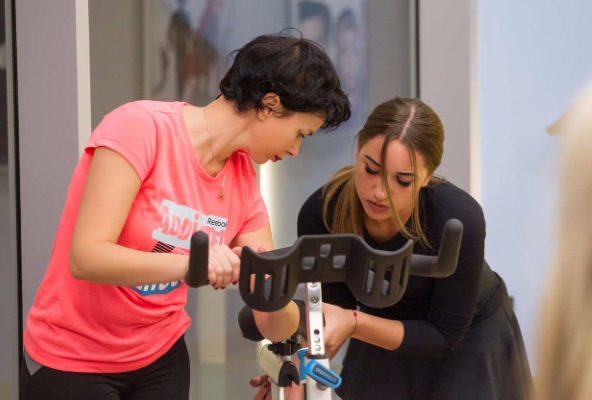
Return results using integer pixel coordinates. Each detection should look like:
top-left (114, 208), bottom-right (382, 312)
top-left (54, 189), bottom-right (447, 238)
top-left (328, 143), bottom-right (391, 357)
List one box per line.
top-left (287, 142), bottom-right (301, 158)
top-left (373, 179), bottom-right (387, 200)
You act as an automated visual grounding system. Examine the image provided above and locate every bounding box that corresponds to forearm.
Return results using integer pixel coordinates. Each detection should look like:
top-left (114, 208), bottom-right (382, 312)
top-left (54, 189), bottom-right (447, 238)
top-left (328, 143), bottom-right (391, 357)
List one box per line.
top-left (70, 241), bottom-right (187, 286)
top-left (351, 310), bottom-right (404, 351)
top-left (253, 301), bottom-right (300, 342)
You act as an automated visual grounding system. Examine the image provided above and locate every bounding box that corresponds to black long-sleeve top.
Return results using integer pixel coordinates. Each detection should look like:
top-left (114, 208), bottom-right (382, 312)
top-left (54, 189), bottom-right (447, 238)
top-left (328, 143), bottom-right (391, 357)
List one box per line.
top-left (297, 180), bottom-right (500, 358)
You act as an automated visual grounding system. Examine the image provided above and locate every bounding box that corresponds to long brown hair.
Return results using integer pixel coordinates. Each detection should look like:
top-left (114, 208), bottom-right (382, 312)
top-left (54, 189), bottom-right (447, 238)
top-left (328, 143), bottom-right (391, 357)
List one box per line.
top-left (322, 97), bottom-right (444, 246)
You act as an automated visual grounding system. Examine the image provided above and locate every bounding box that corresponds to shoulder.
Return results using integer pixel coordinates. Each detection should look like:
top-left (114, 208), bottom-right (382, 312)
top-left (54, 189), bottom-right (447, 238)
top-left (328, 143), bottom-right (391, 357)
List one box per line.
top-left (300, 186), bottom-right (324, 215)
top-left (94, 101), bottom-right (181, 139)
top-left (88, 102), bottom-right (181, 179)
top-left (94, 101), bottom-right (169, 132)
top-left (105, 100), bottom-right (180, 120)
top-left (423, 180), bottom-right (484, 222)
top-left (422, 180), bottom-right (485, 244)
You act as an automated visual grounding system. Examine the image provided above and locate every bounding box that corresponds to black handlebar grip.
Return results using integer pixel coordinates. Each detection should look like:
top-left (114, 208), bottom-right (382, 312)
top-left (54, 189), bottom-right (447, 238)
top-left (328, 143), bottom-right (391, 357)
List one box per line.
top-left (186, 231), bottom-right (209, 287)
top-left (409, 218), bottom-right (463, 278)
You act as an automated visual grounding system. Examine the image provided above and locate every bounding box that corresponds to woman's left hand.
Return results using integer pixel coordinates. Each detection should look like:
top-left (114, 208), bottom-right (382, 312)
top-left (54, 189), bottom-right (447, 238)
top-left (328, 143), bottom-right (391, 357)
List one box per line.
top-left (321, 303), bottom-right (357, 359)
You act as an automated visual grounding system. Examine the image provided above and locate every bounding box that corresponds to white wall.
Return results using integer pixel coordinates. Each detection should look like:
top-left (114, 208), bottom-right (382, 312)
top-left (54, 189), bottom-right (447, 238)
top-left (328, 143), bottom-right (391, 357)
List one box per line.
top-left (419, 0), bottom-right (474, 194)
top-left (477, 0), bottom-right (592, 371)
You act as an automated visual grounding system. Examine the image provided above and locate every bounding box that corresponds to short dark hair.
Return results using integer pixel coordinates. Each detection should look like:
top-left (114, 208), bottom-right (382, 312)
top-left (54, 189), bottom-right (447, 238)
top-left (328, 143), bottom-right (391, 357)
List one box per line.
top-left (219, 32), bottom-right (351, 130)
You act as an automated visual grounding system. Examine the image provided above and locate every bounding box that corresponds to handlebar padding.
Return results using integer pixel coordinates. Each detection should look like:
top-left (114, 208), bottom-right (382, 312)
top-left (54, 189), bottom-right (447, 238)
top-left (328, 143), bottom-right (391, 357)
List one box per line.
top-left (238, 219), bottom-right (464, 311)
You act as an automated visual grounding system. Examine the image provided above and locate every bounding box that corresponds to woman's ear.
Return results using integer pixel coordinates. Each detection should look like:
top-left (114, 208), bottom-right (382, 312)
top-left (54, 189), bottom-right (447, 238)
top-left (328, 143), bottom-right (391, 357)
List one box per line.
top-left (261, 93), bottom-right (282, 116)
top-left (420, 174), bottom-right (432, 188)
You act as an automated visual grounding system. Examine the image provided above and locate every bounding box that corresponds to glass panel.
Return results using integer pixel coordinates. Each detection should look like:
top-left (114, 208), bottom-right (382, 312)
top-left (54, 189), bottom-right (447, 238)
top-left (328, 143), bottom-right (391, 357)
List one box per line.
top-left (0, 0), bottom-right (19, 398)
top-left (89, 1), bottom-right (415, 399)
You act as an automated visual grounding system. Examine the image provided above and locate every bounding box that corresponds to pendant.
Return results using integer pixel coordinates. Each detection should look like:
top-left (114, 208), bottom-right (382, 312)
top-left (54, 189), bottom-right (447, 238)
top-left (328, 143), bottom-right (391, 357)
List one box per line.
top-left (219, 175), bottom-right (226, 200)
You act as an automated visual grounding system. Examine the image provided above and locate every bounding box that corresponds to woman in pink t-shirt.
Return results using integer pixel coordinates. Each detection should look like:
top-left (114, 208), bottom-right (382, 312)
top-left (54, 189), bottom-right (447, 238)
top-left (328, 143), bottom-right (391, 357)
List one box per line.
top-left (20, 32), bottom-right (350, 400)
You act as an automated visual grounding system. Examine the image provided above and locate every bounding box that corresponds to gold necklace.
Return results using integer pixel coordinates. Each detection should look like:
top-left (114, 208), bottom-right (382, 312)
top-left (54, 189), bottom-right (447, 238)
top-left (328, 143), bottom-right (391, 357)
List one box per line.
top-left (202, 107), bottom-right (226, 199)
top-left (219, 175), bottom-right (226, 200)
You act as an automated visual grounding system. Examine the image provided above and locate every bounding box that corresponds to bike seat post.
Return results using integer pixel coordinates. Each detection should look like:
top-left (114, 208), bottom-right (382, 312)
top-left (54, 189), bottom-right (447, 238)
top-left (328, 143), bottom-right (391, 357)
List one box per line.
top-left (304, 282), bottom-right (333, 400)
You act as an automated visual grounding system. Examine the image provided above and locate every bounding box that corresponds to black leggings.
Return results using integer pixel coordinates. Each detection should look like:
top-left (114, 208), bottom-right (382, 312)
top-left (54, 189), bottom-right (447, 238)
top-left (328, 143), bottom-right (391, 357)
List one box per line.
top-left (20, 336), bottom-right (190, 400)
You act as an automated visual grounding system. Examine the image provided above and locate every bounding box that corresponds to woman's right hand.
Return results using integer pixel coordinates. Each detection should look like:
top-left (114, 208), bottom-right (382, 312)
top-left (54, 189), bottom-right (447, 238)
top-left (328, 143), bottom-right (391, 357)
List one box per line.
top-left (207, 245), bottom-right (241, 289)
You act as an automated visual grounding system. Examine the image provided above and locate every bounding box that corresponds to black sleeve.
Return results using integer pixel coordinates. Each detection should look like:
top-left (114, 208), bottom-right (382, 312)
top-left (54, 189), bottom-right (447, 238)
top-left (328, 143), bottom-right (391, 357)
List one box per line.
top-left (297, 188), bottom-right (358, 310)
top-left (397, 186), bottom-right (487, 358)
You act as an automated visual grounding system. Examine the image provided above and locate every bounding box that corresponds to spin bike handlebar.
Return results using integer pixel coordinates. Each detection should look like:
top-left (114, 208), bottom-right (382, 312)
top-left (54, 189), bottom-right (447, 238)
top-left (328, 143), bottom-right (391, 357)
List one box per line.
top-left (186, 219), bottom-right (463, 310)
top-left (238, 218), bottom-right (463, 312)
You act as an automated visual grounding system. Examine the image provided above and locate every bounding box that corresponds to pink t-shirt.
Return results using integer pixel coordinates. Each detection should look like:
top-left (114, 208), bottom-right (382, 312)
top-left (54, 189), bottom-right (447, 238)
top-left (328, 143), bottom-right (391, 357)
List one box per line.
top-left (24, 101), bottom-right (269, 373)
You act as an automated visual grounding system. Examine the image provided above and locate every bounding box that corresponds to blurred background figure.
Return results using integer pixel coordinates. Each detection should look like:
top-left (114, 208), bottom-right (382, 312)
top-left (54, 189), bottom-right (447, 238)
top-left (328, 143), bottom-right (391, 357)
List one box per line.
top-left (165, 0), bottom-right (192, 99)
top-left (188, 0), bottom-right (226, 104)
top-left (538, 81), bottom-right (592, 400)
top-left (153, 0), bottom-right (227, 105)
top-left (298, 0), bottom-right (331, 51)
top-left (334, 7), bottom-right (367, 133)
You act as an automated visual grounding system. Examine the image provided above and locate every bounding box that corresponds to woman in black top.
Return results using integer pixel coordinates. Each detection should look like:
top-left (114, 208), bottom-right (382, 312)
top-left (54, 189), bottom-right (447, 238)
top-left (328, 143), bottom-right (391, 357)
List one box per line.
top-left (297, 97), bottom-right (534, 399)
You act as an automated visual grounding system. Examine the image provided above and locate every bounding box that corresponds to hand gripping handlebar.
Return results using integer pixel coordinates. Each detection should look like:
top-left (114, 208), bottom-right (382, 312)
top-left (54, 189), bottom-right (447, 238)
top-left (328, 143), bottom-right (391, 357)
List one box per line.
top-left (186, 220), bottom-right (463, 310)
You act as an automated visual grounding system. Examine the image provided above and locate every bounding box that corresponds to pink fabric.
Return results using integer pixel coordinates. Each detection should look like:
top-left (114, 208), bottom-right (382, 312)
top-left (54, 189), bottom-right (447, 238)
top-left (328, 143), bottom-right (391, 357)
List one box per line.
top-left (24, 101), bottom-right (269, 373)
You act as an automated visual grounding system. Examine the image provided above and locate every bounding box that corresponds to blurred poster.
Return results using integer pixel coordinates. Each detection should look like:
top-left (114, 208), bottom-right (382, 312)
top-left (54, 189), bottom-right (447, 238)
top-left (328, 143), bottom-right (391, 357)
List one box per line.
top-left (293, 0), bottom-right (368, 136)
top-left (144, 0), bottom-right (235, 104)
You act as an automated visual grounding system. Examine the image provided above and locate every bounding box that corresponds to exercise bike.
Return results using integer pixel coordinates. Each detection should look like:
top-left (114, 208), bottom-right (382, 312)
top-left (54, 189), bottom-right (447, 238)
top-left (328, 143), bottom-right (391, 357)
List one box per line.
top-left (186, 218), bottom-right (463, 399)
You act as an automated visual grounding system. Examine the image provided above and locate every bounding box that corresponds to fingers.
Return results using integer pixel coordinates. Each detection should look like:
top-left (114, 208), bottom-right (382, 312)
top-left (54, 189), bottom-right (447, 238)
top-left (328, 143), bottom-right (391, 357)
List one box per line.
top-left (231, 247), bottom-right (242, 283)
top-left (252, 386), bottom-right (271, 400)
top-left (249, 375), bottom-right (270, 388)
top-left (205, 243), bottom-right (268, 290)
top-left (250, 376), bottom-right (299, 400)
top-left (321, 303), bottom-right (347, 357)
top-left (208, 245), bottom-right (240, 289)
top-left (250, 375), bottom-right (271, 400)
